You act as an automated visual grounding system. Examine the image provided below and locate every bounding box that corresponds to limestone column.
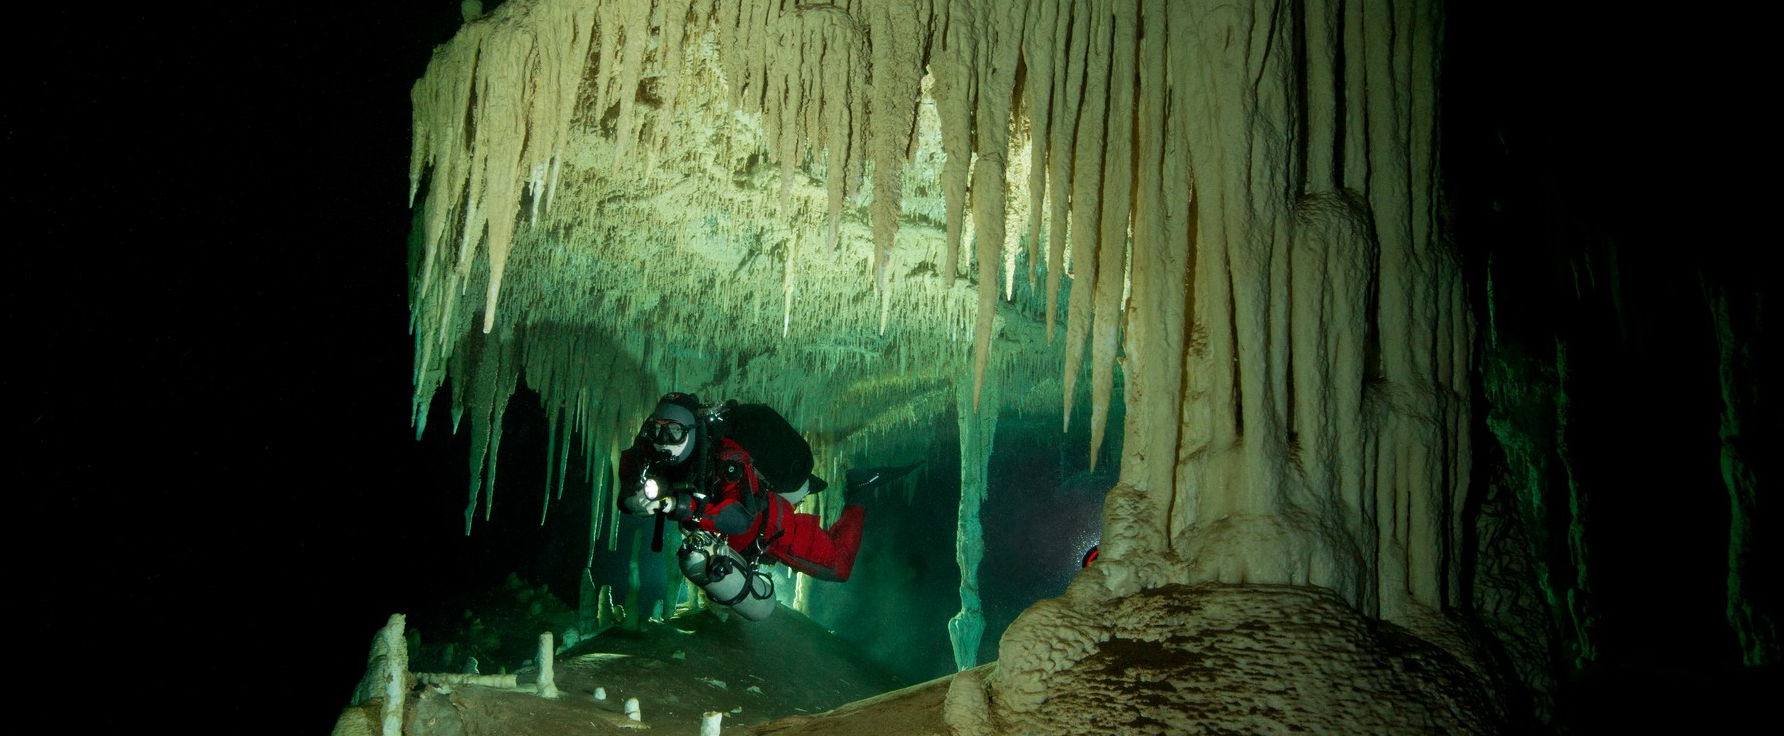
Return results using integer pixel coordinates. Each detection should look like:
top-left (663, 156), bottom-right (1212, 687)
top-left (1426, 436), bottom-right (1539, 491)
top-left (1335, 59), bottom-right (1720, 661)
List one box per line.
top-left (949, 373), bottom-right (999, 670)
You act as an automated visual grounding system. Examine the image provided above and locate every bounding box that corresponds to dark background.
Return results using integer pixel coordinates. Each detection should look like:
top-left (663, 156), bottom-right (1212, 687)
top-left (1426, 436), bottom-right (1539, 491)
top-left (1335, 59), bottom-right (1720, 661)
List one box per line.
top-left (13, 2), bottom-right (482, 731)
top-left (8, 2), bottom-right (1765, 734)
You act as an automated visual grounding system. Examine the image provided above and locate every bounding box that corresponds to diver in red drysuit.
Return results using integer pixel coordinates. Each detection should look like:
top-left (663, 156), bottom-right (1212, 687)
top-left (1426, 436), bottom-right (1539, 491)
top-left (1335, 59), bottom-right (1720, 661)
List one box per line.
top-left (673, 434), bottom-right (865, 581)
top-left (618, 393), bottom-right (871, 582)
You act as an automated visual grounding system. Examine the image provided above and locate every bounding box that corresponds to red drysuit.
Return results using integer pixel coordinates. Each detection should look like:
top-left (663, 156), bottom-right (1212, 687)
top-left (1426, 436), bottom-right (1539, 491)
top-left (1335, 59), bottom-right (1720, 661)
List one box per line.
top-left (625, 436), bottom-right (865, 582)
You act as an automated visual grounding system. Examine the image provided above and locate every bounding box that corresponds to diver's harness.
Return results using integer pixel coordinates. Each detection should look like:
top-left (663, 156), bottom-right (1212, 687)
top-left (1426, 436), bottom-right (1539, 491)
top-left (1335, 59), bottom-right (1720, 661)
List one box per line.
top-left (667, 401), bottom-right (782, 607)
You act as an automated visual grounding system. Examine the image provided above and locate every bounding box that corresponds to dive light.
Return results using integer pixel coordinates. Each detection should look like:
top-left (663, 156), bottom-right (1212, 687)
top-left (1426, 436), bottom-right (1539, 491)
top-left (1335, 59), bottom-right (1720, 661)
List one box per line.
top-left (638, 471), bottom-right (673, 553)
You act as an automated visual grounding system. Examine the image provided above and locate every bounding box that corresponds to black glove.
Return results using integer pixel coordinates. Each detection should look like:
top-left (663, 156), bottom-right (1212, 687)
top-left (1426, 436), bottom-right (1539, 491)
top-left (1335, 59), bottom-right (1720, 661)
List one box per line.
top-left (665, 490), bottom-right (699, 522)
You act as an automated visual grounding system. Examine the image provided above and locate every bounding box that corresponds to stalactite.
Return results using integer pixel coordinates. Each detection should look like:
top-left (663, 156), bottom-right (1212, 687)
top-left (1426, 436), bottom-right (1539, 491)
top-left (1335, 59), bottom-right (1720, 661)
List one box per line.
top-left (782, 229), bottom-right (797, 338)
top-left (1019, 0), bottom-right (1058, 288)
top-left (1060, 0), bottom-right (1111, 432)
top-left (608, 0), bottom-right (651, 166)
top-left (1043, 0), bottom-right (1086, 345)
top-left (647, 0), bottom-right (696, 170)
top-left (932, 0), bottom-right (975, 287)
top-left (474, 18), bottom-right (544, 332)
top-left (461, 334), bottom-right (519, 534)
top-left (607, 445), bottom-right (623, 552)
top-left (863, 0), bottom-right (920, 286)
top-left (1085, 0), bottom-right (1135, 468)
top-left (542, 405), bottom-right (559, 525)
top-left (555, 403), bottom-right (573, 500)
top-left (968, 0), bottom-right (1023, 411)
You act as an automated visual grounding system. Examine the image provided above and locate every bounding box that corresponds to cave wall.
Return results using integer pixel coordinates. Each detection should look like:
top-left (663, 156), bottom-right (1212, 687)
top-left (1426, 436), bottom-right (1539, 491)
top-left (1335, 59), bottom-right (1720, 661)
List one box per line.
top-left (1439, 3), bottom-right (1779, 726)
top-left (400, 0), bottom-right (1774, 732)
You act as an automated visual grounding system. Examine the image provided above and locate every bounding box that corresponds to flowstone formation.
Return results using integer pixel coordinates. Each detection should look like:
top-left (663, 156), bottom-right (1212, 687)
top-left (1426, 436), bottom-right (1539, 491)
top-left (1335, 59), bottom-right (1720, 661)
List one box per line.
top-left (949, 585), bottom-right (1504, 736)
top-left (958, 0), bottom-right (1494, 728)
top-left (406, 0), bottom-right (1515, 732)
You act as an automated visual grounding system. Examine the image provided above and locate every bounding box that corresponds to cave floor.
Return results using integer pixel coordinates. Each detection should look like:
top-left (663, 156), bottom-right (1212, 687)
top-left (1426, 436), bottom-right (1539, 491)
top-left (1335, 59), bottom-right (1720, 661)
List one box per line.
top-left (335, 605), bottom-right (959, 735)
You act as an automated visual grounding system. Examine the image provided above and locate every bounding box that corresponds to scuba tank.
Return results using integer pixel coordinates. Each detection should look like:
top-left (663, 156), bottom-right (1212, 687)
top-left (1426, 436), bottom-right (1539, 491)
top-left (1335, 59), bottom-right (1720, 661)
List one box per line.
top-left (677, 531), bottom-right (776, 621)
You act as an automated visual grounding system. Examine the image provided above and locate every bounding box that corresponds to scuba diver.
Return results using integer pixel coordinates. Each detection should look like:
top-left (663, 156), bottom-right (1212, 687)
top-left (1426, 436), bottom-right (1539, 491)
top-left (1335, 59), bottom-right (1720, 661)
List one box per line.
top-left (618, 392), bottom-right (919, 620)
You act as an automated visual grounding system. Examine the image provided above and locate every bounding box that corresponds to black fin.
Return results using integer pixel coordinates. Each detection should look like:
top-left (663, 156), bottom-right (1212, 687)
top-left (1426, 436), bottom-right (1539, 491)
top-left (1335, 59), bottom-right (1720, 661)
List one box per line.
top-left (845, 461), bottom-right (924, 491)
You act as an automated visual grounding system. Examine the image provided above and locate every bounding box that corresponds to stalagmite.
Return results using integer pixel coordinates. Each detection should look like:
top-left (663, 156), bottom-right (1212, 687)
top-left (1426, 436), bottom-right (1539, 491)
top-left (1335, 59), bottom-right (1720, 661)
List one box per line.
top-left (582, 476), bottom-right (606, 622)
top-left (416, 672), bottom-right (520, 689)
top-left (372, 614), bottom-right (409, 736)
top-left (942, 665), bottom-right (998, 736)
top-left (536, 632), bottom-right (560, 698)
